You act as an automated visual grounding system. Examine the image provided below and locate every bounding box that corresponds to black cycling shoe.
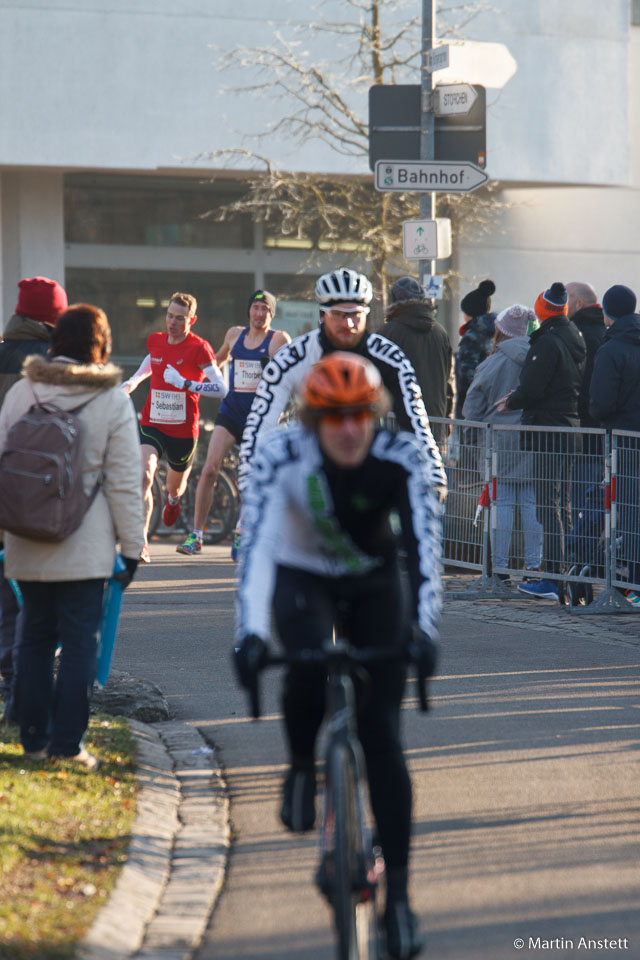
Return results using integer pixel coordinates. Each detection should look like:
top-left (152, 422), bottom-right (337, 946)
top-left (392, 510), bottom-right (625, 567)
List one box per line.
top-left (280, 765), bottom-right (316, 832)
top-left (384, 900), bottom-right (424, 960)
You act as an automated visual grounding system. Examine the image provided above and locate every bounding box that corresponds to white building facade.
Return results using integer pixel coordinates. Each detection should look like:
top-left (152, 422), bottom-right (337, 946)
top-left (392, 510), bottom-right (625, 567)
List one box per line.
top-left (1, 0), bottom-right (639, 357)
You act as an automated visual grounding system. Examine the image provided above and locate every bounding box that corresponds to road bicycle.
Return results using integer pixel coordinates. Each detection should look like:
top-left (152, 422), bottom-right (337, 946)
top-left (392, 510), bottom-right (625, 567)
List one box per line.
top-left (149, 427), bottom-right (239, 544)
top-left (251, 640), bottom-right (428, 960)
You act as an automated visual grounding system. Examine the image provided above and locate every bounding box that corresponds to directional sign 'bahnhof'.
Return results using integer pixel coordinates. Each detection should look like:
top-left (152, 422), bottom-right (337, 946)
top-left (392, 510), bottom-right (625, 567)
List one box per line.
top-left (375, 160), bottom-right (489, 194)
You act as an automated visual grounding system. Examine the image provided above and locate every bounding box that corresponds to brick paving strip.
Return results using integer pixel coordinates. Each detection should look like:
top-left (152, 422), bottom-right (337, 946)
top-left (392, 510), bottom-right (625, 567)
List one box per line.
top-left (78, 720), bottom-right (230, 960)
top-left (444, 574), bottom-right (640, 648)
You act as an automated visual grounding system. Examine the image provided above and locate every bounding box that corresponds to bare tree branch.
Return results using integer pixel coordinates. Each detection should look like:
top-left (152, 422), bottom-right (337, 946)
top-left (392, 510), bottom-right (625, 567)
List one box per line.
top-left (208, 1), bottom-right (502, 306)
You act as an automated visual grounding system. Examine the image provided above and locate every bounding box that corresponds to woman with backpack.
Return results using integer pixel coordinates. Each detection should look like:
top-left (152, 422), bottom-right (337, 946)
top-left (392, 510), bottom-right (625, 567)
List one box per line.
top-left (0, 304), bottom-right (144, 769)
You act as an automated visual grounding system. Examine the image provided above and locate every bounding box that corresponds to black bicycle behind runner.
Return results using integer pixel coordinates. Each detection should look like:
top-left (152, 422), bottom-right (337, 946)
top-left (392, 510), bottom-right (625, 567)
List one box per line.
top-left (149, 431), bottom-right (239, 544)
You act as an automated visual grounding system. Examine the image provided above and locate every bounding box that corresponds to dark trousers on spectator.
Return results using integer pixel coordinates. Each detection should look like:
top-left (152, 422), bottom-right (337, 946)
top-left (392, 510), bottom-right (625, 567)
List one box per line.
top-left (0, 568), bottom-right (23, 723)
top-left (16, 579), bottom-right (104, 756)
top-left (534, 448), bottom-right (572, 580)
top-left (616, 442), bottom-right (640, 590)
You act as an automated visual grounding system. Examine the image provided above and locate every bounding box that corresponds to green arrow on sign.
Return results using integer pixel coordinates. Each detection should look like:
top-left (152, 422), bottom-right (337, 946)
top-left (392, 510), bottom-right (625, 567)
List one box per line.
top-left (417, 227), bottom-right (424, 235)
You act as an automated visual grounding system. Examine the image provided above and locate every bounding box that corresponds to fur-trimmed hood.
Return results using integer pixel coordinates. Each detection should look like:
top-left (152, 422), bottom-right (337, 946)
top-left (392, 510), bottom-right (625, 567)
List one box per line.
top-left (23, 354), bottom-right (122, 389)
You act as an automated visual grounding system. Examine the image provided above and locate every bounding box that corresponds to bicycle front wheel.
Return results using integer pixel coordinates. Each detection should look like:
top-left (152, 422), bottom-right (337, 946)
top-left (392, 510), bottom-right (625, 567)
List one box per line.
top-left (202, 470), bottom-right (238, 545)
top-left (329, 745), bottom-right (378, 960)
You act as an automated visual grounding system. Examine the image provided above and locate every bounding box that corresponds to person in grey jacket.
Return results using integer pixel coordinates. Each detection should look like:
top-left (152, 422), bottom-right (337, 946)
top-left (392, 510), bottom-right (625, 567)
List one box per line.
top-left (463, 304), bottom-right (542, 581)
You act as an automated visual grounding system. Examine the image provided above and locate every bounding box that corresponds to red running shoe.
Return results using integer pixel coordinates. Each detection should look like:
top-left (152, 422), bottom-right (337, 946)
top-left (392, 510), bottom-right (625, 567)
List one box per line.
top-left (162, 497), bottom-right (182, 527)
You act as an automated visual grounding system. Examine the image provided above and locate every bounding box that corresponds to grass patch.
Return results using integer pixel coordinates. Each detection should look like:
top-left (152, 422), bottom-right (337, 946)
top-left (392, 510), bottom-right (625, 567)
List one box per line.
top-left (0, 710), bottom-right (138, 959)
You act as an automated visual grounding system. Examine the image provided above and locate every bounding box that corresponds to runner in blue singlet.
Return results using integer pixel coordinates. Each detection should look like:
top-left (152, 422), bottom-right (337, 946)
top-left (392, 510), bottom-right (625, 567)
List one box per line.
top-left (216, 326), bottom-right (276, 441)
top-left (175, 290), bottom-right (290, 555)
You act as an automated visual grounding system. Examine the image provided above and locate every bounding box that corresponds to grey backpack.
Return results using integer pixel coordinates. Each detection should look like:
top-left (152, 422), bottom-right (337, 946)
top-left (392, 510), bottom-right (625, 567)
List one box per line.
top-left (0, 393), bottom-right (101, 542)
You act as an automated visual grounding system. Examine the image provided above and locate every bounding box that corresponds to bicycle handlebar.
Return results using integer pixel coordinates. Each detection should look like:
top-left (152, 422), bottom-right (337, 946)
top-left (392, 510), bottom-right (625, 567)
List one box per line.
top-left (247, 641), bottom-right (430, 720)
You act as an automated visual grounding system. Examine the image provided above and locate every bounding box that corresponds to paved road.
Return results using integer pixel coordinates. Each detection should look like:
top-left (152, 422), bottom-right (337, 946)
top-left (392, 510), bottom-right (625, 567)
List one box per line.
top-left (116, 540), bottom-right (640, 960)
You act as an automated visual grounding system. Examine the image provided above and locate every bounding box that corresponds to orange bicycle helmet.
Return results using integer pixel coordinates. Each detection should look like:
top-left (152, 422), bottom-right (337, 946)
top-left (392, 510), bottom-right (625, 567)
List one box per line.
top-left (303, 352), bottom-right (382, 411)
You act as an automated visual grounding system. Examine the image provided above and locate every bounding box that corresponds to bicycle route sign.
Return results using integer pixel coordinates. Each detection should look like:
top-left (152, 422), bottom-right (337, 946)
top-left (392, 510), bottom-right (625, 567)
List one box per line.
top-left (375, 160), bottom-right (489, 194)
top-left (402, 218), bottom-right (452, 260)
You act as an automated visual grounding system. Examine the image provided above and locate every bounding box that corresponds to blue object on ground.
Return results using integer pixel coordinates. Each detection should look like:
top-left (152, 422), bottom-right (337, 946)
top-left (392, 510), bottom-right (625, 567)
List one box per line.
top-left (96, 554), bottom-right (126, 688)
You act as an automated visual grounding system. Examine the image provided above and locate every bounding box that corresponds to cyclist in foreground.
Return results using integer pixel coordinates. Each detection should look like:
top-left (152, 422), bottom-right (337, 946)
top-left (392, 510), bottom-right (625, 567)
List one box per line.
top-left (234, 353), bottom-right (442, 959)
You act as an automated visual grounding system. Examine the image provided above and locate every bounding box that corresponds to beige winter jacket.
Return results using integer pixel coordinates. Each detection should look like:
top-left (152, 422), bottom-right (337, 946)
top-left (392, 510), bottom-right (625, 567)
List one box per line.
top-left (0, 354), bottom-right (144, 581)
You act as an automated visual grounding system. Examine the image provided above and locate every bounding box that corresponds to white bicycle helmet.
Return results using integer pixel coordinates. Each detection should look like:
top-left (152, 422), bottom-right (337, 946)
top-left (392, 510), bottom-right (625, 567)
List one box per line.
top-left (315, 269), bottom-right (373, 308)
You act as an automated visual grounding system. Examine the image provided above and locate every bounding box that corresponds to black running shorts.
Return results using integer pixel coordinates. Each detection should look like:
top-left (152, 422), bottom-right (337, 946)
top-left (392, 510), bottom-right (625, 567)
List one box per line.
top-left (139, 424), bottom-right (198, 472)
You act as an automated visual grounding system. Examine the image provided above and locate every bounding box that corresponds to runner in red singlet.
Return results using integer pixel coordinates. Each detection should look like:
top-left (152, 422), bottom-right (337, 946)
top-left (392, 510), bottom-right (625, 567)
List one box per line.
top-left (121, 292), bottom-right (227, 562)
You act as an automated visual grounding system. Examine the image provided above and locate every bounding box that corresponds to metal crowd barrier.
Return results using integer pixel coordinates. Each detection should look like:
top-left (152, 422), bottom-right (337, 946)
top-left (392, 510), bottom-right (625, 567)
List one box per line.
top-left (430, 418), bottom-right (640, 614)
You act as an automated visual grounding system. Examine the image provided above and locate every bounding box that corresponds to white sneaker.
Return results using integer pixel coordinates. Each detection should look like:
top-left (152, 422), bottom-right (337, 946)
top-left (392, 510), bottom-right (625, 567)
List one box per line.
top-left (71, 748), bottom-right (101, 771)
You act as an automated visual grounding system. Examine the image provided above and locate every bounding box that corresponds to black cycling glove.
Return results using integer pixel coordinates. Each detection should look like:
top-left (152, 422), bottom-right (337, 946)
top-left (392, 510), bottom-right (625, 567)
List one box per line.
top-left (407, 623), bottom-right (439, 679)
top-left (113, 556), bottom-right (139, 590)
top-left (234, 634), bottom-right (268, 689)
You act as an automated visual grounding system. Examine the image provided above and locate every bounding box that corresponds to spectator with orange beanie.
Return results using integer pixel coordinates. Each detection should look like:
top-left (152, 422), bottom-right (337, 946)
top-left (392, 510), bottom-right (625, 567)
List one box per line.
top-left (496, 282), bottom-right (586, 601)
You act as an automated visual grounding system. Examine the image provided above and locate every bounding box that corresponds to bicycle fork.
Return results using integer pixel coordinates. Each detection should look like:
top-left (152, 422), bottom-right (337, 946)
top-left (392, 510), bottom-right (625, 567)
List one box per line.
top-left (315, 674), bottom-right (383, 906)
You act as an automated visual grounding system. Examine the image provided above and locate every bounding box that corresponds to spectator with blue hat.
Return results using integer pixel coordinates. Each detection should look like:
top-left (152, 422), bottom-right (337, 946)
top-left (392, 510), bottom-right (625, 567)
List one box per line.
top-left (589, 283), bottom-right (640, 605)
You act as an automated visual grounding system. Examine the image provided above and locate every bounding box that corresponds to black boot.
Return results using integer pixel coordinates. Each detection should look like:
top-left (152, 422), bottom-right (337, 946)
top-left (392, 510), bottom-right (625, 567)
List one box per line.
top-left (384, 867), bottom-right (424, 959)
top-left (280, 761), bottom-right (316, 832)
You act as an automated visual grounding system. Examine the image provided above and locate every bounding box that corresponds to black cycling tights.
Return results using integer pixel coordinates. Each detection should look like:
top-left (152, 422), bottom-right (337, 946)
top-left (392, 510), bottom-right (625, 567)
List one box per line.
top-left (272, 563), bottom-right (412, 871)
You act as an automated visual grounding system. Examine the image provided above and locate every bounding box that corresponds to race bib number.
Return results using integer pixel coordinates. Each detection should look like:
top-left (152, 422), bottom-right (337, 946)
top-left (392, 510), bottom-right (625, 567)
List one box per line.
top-left (150, 389), bottom-right (187, 424)
top-left (234, 358), bottom-right (263, 393)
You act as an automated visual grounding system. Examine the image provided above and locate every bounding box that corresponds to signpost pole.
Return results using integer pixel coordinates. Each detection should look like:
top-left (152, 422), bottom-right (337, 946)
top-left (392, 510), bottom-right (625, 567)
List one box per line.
top-left (420, 0), bottom-right (436, 284)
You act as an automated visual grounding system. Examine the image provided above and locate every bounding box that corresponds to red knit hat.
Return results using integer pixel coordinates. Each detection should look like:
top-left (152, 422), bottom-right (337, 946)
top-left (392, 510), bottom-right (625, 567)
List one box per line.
top-left (534, 282), bottom-right (568, 324)
top-left (15, 277), bottom-right (68, 326)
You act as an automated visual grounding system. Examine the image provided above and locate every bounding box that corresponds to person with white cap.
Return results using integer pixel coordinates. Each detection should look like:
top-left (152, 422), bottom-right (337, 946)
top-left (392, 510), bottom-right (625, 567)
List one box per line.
top-left (238, 268), bottom-right (446, 498)
top-left (463, 304), bottom-right (543, 584)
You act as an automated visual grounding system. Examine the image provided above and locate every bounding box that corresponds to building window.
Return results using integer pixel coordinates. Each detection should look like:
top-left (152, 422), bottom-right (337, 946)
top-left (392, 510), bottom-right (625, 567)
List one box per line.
top-left (65, 267), bottom-right (254, 376)
top-left (633, 0), bottom-right (640, 25)
top-left (65, 174), bottom-right (253, 249)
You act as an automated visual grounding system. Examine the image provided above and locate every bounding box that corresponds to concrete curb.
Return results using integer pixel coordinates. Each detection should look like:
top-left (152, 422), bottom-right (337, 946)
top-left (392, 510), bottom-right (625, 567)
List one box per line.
top-left (78, 719), bottom-right (229, 960)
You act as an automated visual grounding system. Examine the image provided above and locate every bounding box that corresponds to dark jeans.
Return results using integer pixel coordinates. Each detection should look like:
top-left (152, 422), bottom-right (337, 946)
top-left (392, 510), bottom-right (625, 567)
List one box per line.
top-left (16, 579), bottom-right (104, 755)
top-left (0, 567), bottom-right (23, 721)
top-left (534, 448), bottom-right (572, 580)
top-left (273, 562), bottom-right (412, 871)
top-left (616, 444), bottom-right (640, 589)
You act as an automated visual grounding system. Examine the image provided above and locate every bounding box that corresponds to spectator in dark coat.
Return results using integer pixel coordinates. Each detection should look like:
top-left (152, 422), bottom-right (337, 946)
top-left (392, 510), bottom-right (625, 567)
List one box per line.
top-left (0, 277), bottom-right (66, 405)
top-left (0, 277), bottom-right (67, 727)
top-left (497, 282), bottom-right (586, 602)
top-left (589, 284), bottom-right (640, 604)
top-left (589, 285), bottom-right (640, 430)
top-left (455, 279), bottom-right (496, 419)
top-left (504, 283), bottom-right (586, 428)
top-left (566, 282), bottom-right (607, 523)
top-left (382, 276), bottom-right (454, 446)
top-left (566, 282), bottom-right (606, 430)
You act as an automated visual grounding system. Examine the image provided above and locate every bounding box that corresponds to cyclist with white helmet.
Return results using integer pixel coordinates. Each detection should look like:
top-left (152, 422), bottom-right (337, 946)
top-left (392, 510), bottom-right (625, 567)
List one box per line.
top-left (237, 268), bottom-right (446, 496)
top-left (234, 352), bottom-right (442, 959)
